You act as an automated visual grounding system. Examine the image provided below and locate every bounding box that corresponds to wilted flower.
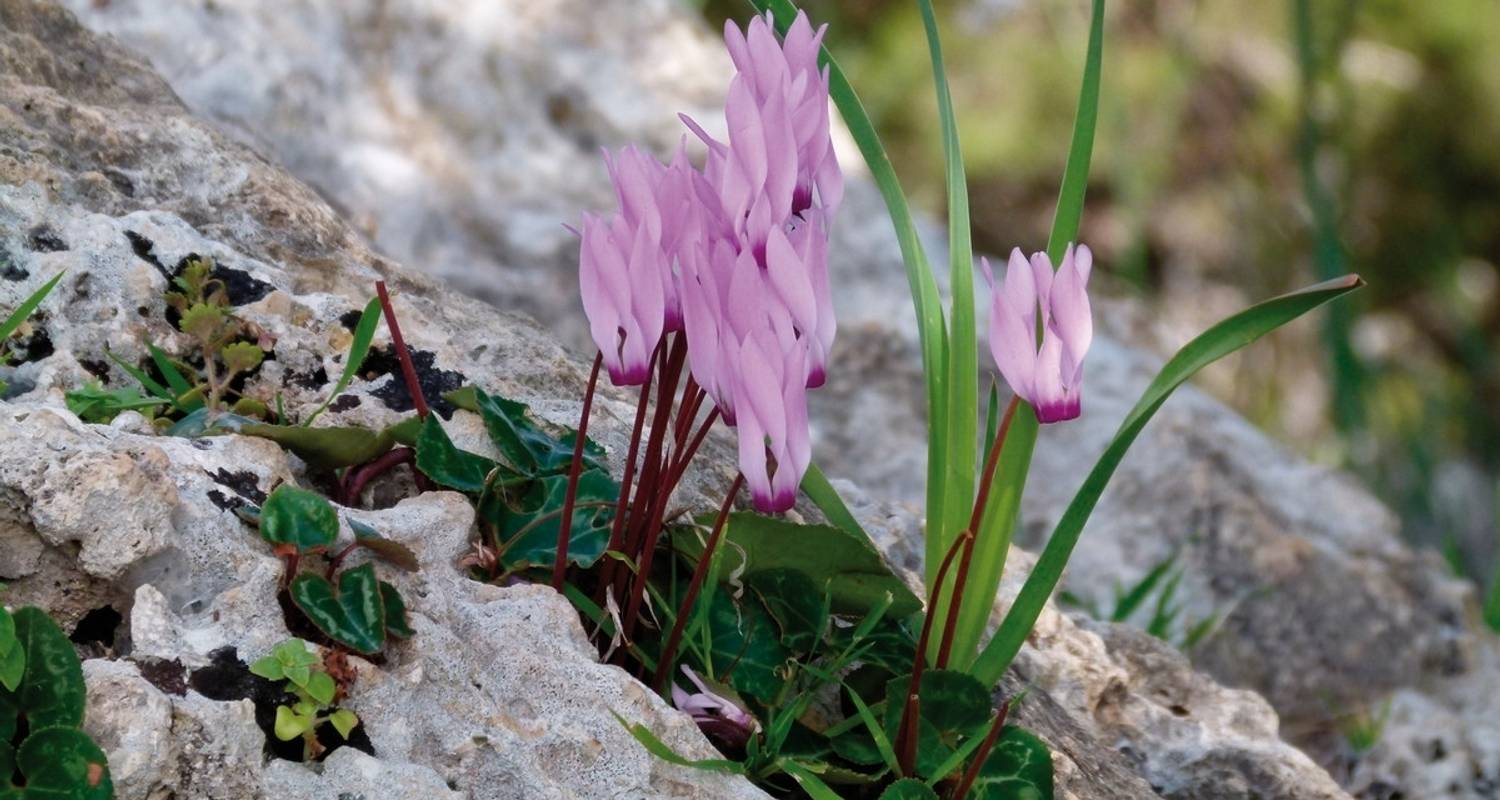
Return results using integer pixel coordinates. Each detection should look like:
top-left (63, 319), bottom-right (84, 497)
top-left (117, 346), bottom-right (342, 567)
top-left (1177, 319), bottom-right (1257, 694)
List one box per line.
top-left (984, 244), bottom-right (1094, 423)
top-left (671, 666), bottom-right (758, 750)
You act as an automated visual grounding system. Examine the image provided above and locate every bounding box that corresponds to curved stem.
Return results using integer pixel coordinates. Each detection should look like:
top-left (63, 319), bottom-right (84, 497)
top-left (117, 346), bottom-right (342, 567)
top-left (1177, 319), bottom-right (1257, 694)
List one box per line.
top-left (375, 280), bottom-right (430, 419)
top-left (895, 528), bottom-right (973, 776)
top-left (553, 352), bottom-right (603, 591)
top-left (595, 345), bottom-right (659, 611)
top-left (651, 474), bottom-right (743, 691)
top-left (952, 698), bottom-right (1012, 799)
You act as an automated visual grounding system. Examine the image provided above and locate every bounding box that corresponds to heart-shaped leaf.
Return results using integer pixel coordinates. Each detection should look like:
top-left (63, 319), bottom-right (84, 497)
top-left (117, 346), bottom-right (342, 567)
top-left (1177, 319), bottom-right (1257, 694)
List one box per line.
top-left (380, 581), bottom-right (414, 639)
top-left (879, 779), bottom-right (940, 800)
top-left (274, 706), bottom-right (314, 741)
top-left (694, 581), bottom-right (794, 703)
top-left (880, 677), bottom-right (955, 780)
top-left (348, 519), bottom-right (419, 571)
top-left (449, 387), bottom-right (607, 476)
top-left (259, 486), bottom-right (338, 552)
top-left (289, 564), bottom-right (386, 654)
top-left (329, 708), bottom-right (359, 740)
top-left (414, 416), bottom-right (499, 493)
top-left (487, 470), bottom-right (618, 569)
top-left (1, 726), bottom-right (112, 798)
top-left (968, 726), bottom-right (1054, 800)
top-left (908, 670), bottom-right (992, 735)
top-left (673, 513), bottom-right (919, 618)
top-left (746, 569), bottom-right (827, 654)
top-left (7, 608), bottom-right (85, 731)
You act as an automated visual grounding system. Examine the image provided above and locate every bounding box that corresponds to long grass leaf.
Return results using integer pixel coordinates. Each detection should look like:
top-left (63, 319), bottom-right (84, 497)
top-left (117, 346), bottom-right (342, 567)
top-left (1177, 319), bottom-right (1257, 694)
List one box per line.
top-left (778, 760), bottom-right (843, 800)
top-left (305, 296), bottom-right (382, 426)
top-left (971, 275), bottom-right (1364, 686)
top-left (1045, 0), bottom-right (1106, 261)
top-left (0, 271), bottom-right (64, 343)
top-left (800, 462), bottom-right (868, 541)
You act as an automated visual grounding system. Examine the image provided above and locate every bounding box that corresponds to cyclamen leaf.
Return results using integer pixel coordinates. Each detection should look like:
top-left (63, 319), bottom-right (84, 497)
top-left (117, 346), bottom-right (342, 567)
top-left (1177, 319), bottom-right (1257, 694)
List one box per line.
top-left (259, 485), bottom-right (339, 552)
top-left (289, 563), bottom-right (387, 654)
top-left (967, 726), bottom-right (1054, 800)
top-left (488, 469), bottom-right (618, 570)
top-left (746, 569), bottom-right (827, 654)
top-left (9, 726), bottom-right (112, 798)
top-left (380, 581), bottom-right (415, 639)
top-left (698, 580), bottom-right (794, 703)
top-left (414, 415), bottom-right (499, 493)
top-left (470, 387), bottom-right (605, 475)
top-left (237, 422), bottom-right (399, 471)
top-left (9, 607), bottom-right (86, 730)
top-left (971, 275), bottom-right (1363, 687)
top-left (878, 779), bottom-right (941, 800)
top-left (349, 519), bottom-right (420, 572)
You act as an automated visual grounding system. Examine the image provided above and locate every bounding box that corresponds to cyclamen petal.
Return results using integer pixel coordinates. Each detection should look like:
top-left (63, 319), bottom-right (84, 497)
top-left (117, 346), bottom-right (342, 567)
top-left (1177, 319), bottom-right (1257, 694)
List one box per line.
top-left (986, 244), bottom-right (1095, 424)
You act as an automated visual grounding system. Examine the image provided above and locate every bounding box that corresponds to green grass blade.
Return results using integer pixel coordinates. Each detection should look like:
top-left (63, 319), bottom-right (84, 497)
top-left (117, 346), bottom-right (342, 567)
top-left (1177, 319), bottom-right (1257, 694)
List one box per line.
top-left (1045, 0), bottom-right (1106, 261)
top-left (800, 462), bottom-right (868, 541)
top-left (778, 760), bottom-right (843, 800)
top-left (917, 0), bottom-right (980, 626)
top-left (971, 275), bottom-right (1364, 686)
top-left (1110, 553), bottom-right (1176, 622)
top-left (844, 685), bottom-right (901, 775)
top-left (981, 382), bottom-right (999, 467)
top-left (146, 342), bottom-right (204, 411)
top-left (105, 349), bottom-right (174, 403)
top-left (0, 271), bottom-right (64, 343)
top-left (305, 296), bottom-right (381, 426)
top-left (749, 0), bottom-right (952, 590)
top-left (610, 710), bottom-right (744, 774)
top-left (949, 0), bottom-right (1107, 673)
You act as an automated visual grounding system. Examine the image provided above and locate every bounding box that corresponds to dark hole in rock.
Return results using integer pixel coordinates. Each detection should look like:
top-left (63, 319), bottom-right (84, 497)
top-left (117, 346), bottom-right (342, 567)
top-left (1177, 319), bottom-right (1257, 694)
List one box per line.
top-left (285, 365), bottom-right (329, 391)
top-left (172, 253), bottom-right (274, 306)
top-left (1168, 704), bottom-right (1190, 717)
top-left (103, 167), bottom-right (136, 198)
top-left (26, 225), bottom-right (67, 253)
top-left (189, 647), bottom-right (375, 763)
top-left (210, 468), bottom-right (267, 505)
top-left (4, 324), bottom-right (53, 363)
top-left (362, 345), bottom-right (465, 417)
top-left (329, 394), bottom-right (361, 413)
top-left (0, 250), bottom-right (28, 282)
top-left (206, 489), bottom-right (245, 515)
top-left (79, 358), bottom-right (110, 381)
top-left (338, 307), bottom-right (365, 331)
top-left (133, 657), bottom-right (187, 697)
top-left (125, 231), bottom-right (172, 282)
top-left (69, 605), bottom-right (122, 656)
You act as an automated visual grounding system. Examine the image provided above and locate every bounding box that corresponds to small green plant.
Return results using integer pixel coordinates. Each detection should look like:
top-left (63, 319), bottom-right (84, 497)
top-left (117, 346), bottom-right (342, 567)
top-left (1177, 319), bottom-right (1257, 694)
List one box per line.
top-left (250, 639), bottom-right (359, 761)
top-left (1338, 699), bottom-right (1392, 756)
top-left (253, 485), bottom-right (416, 655)
top-left (64, 381), bottom-right (167, 424)
top-left (0, 272), bottom-right (64, 396)
top-left (0, 606), bottom-right (112, 798)
top-left (1059, 553), bottom-right (1223, 651)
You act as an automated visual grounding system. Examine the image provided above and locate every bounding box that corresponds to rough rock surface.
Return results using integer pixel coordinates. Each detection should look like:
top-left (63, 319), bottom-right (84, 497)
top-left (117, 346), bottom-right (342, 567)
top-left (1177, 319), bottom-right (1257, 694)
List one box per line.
top-left (2, 0), bottom-right (1477, 798)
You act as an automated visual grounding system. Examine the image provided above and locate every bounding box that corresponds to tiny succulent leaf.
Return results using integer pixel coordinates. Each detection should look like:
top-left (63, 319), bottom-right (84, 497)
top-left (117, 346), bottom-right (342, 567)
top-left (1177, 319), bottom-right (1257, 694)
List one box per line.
top-left (274, 706), bottom-right (314, 742)
top-left (259, 485), bottom-right (339, 552)
top-left (329, 708), bottom-right (359, 740)
top-left (220, 341), bottom-right (264, 375)
top-left (304, 671), bottom-right (336, 706)
top-left (288, 563), bottom-right (387, 654)
top-left (179, 303), bottom-right (225, 342)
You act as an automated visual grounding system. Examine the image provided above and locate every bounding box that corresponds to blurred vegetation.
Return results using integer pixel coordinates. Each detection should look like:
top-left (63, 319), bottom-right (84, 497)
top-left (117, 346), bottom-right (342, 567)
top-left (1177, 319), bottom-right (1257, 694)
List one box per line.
top-left (696, 0), bottom-right (1500, 583)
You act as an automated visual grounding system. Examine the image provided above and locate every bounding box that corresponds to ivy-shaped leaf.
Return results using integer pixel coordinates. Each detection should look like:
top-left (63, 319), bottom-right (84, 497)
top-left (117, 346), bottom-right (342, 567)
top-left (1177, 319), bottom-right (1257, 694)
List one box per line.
top-left (879, 778), bottom-right (940, 800)
top-left (2, 726), bottom-right (112, 799)
top-left (746, 569), bottom-right (826, 654)
top-left (289, 564), bottom-right (386, 654)
top-left (488, 470), bottom-right (618, 569)
top-left (698, 581), bottom-right (794, 703)
top-left (449, 388), bottom-right (608, 477)
top-left (259, 486), bottom-right (338, 552)
top-left (414, 416), bottom-right (499, 493)
top-left (9, 608), bottom-right (85, 730)
top-left (672, 513), bottom-right (920, 618)
top-left (380, 581), bottom-right (414, 639)
top-left (967, 726), bottom-right (1054, 800)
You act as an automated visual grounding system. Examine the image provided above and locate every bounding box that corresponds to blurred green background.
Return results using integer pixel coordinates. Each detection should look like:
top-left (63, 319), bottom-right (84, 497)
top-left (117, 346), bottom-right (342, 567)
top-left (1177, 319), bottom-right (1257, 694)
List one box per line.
top-left (695, 0), bottom-right (1500, 599)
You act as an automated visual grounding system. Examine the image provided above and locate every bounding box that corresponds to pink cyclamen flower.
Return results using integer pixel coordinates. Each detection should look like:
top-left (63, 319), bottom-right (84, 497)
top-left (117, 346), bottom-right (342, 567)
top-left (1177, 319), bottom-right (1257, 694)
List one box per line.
top-left (983, 244), bottom-right (1094, 423)
top-left (680, 9), bottom-right (840, 388)
top-left (671, 666), bottom-right (758, 750)
top-left (579, 146), bottom-right (697, 384)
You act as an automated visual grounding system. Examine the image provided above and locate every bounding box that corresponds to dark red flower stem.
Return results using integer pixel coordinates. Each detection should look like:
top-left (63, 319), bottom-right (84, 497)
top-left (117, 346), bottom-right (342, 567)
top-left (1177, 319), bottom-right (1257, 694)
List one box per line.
top-left (664, 408), bottom-right (720, 492)
top-left (952, 698), bottom-right (1013, 799)
top-left (375, 281), bottom-right (430, 419)
top-left (553, 352), bottom-right (604, 591)
top-left (615, 335), bottom-right (687, 613)
top-left (594, 346), bottom-right (658, 612)
top-left (341, 446), bottom-right (416, 506)
top-left (895, 528), bottom-right (974, 776)
top-left (325, 542), bottom-right (359, 580)
top-left (651, 473), bottom-right (743, 691)
top-left (935, 396), bottom-right (1021, 669)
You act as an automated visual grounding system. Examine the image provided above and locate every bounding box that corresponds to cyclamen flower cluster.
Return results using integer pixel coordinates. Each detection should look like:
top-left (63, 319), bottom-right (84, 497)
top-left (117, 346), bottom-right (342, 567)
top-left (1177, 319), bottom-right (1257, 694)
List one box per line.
top-left (579, 11), bottom-right (839, 512)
